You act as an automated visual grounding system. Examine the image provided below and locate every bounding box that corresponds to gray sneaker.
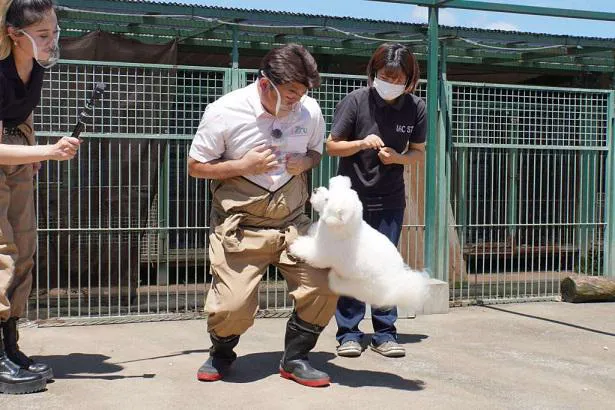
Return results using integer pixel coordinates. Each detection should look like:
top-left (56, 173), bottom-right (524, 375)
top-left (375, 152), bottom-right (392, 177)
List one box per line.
top-left (369, 340), bottom-right (406, 358)
top-left (336, 340), bottom-right (363, 357)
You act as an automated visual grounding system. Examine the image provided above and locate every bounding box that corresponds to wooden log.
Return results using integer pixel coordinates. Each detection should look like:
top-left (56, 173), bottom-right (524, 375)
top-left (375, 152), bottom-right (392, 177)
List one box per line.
top-left (560, 275), bottom-right (615, 303)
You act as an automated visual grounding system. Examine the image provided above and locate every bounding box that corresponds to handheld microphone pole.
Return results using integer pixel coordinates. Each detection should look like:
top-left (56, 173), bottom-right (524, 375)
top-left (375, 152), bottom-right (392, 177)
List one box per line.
top-left (71, 82), bottom-right (106, 139)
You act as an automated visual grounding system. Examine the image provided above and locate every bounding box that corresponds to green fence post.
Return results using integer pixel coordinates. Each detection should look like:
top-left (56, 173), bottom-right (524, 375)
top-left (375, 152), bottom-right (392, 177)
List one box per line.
top-left (157, 142), bottom-right (170, 285)
top-left (230, 27), bottom-right (241, 91)
top-left (440, 42), bottom-right (451, 283)
top-left (456, 95), bottom-right (469, 271)
top-left (605, 91), bottom-right (615, 277)
top-left (576, 107), bottom-right (598, 274)
top-left (425, 6), bottom-right (447, 280)
top-left (507, 109), bottom-right (519, 244)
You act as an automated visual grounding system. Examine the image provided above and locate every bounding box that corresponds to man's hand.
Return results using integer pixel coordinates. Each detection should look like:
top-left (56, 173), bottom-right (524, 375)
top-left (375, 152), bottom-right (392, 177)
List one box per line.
top-left (285, 153), bottom-right (312, 175)
top-left (378, 147), bottom-right (401, 165)
top-left (241, 144), bottom-right (279, 175)
top-left (360, 134), bottom-right (385, 150)
top-left (47, 137), bottom-right (81, 161)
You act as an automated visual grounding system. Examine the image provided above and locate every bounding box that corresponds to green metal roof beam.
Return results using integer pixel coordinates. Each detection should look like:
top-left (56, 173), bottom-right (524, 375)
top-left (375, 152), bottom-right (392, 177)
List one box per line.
top-left (59, 8), bottom-right (418, 43)
top-left (59, 18), bottom-right (420, 49)
top-left (56, 1), bottom-right (615, 52)
top-left (442, 39), bottom-right (614, 63)
top-left (440, 28), bottom-right (612, 48)
top-left (520, 46), bottom-right (614, 62)
top-left (370, 0), bottom-right (615, 22)
top-left (61, 22), bottom-right (614, 68)
top-left (60, 22), bottom-right (388, 51)
top-left (63, 23), bottom-right (615, 68)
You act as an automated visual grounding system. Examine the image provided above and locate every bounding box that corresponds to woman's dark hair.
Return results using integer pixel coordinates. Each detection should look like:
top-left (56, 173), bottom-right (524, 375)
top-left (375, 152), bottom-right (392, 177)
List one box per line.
top-left (258, 43), bottom-right (321, 89)
top-left (5, 0), bottom-right (54, 28)
top-left (1, 0), bottom-right (55, 59)
top-left (366, 43), bottom-right (420, 93)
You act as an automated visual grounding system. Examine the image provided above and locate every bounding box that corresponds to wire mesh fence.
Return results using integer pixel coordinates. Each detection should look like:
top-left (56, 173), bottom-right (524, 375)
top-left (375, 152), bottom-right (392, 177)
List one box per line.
top-left (448, 83), bottom-right (610, 304)
top-left (28, 61), bottom-right (613, 322)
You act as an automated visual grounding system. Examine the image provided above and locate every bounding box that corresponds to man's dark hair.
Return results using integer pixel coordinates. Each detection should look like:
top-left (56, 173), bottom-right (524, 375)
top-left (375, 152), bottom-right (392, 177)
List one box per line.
top-left (258, 43), bottom-right (321, 89)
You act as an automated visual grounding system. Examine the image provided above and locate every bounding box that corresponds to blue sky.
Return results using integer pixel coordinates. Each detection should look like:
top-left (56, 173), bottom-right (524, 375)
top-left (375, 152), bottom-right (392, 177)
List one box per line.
top-left (184, 0), bottom-right (615, 38)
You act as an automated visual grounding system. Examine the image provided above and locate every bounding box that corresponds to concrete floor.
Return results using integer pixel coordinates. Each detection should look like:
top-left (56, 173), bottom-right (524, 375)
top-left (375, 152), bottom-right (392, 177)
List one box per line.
top-left (2, 302), bottom-right (614, 410)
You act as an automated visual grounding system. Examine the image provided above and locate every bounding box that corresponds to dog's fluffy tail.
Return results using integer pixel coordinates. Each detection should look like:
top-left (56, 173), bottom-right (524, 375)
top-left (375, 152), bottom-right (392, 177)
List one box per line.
top-left (381, 268), bottom-right (430, 312)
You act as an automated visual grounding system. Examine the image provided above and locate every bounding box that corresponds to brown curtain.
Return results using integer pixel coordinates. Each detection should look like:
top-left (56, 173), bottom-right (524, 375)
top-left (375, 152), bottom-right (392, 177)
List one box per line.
top-left (60, 31), bottom-right (177, 64)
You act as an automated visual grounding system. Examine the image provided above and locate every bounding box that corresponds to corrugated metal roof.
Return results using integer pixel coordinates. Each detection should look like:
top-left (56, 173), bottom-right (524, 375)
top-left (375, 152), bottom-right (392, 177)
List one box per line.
top-left (77, 0), bottom-right (615, 42)
top-left (55, 0), bottom-right (615, 73)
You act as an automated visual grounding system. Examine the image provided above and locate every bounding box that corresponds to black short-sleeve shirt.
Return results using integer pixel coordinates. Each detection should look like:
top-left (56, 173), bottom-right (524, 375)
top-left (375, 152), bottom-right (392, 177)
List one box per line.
top-left (331, 87), bottom-right (427, 210)
top-left (0, 54), bottom-right (45, 128)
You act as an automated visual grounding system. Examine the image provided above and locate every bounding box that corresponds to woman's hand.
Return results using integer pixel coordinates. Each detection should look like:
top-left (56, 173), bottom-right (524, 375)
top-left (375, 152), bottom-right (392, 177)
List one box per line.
top-left (360, 134), bottom-right (385, 150)
top-left (377, 147), bottom-right (401, 165)
top-left (47, 137), bottom-right (81, 161)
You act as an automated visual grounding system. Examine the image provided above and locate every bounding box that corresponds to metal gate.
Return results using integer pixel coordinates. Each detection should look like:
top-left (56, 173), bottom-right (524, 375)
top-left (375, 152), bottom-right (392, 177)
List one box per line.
top-left (447, 83), bottom-right (611, 305)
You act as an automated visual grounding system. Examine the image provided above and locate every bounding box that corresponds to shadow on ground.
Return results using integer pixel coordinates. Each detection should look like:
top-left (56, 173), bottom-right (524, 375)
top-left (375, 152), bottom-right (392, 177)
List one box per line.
top-left (221, 351), bottom-right (425, 391)
top-left (31, 353), bottom-right (156, 380)
top-left (484, 306), bottom-right (615, 337)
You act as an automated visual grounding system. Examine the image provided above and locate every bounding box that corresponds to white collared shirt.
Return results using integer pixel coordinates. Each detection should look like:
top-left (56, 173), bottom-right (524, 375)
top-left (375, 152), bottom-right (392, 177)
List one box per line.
top-left (189, 82), bottom-right (325, 192)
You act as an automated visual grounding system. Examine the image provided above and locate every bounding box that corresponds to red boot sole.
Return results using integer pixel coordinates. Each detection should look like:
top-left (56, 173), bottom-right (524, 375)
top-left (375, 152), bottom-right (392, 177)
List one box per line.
top-left (279, 369), bottom-right (330, 387)
top-left (197, 372), bottom-right (222, 382)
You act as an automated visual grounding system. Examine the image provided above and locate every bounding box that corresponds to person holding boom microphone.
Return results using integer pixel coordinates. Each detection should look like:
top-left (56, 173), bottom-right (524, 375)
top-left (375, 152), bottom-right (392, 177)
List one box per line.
top-left (0, 0), bottom-right (80, 395)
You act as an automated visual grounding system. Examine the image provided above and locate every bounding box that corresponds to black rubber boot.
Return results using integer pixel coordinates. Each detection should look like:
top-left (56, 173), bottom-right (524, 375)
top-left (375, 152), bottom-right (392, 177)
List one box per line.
top-left (196, 334), bottom-right (239, 382)
top-left (2, 318), bottom-right (53, 381)
top-left (279, 312), bottom-right (330, 387)
top-left (0, 326), bottom-right (46, 395)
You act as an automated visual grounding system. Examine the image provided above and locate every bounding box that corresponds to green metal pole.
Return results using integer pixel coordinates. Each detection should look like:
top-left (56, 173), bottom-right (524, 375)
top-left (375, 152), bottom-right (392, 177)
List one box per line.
top-left (604, 91), bottom-right (615, 277)
top-left (576, 112), bottom-right (598, 274)
top-left (424, 6), bottom-right (442, 279)
top-left (507, 112), bottom-right (519, 243)
top-left (157, 143), bottom-right (170, 285)
top-left (230, 26), bottom-right (240, 91)
top-left (440, 42), bottom-right (450, 283)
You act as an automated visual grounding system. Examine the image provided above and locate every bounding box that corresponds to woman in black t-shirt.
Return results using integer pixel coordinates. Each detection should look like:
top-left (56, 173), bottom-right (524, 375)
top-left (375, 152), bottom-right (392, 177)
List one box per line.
top-left (0, 0), bottom-right (79, 395)
top-left (326, 43), bottom-right (426, 359)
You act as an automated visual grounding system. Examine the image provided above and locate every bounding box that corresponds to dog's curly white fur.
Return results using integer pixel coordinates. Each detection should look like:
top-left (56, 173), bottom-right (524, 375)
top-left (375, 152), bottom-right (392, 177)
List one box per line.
top-left (290, 176), bottom-right (429, 310)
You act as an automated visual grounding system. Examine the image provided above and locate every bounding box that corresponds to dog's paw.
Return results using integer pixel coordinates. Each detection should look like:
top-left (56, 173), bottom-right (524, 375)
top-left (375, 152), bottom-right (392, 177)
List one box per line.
top-left (288, 236), bottom-right (315, 262)
top-left (328, 272), bottom-right (343, 295)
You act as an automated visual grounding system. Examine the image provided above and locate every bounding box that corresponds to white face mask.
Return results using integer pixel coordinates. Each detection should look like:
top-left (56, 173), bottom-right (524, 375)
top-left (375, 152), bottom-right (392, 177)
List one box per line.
top-left (373, 77), bottom-right (405, 101)
top-left (261, 71), bottom-right (303, 117)
top-left (269, 78), bottom-right (283, 117)
top-left (20, 26), bottom-right (60, 69)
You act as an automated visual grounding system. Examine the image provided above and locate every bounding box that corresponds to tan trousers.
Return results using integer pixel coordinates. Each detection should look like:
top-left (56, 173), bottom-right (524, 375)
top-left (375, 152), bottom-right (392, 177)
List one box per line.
top-left (0, 125), bottom-right (36, 321)
top-left (206, 175), bottom-right (338, 338)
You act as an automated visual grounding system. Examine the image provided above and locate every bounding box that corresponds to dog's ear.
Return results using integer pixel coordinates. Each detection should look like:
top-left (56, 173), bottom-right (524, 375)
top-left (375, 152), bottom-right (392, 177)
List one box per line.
top-left (329, 176), bottom-right (352, 191)
top-left (310, 186), bottom-right (328, 198)
top-left (310, 186), bottom-right (329, 214)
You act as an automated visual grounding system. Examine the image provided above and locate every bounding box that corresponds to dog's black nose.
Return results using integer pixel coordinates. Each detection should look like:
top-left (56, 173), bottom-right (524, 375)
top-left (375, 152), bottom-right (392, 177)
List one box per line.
top-left (312, 188), bottom-right (318, 194)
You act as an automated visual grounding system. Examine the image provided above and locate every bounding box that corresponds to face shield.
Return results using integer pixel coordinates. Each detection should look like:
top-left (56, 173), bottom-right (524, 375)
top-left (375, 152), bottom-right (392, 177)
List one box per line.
top-left (19, 26), bottom-right (60, 69)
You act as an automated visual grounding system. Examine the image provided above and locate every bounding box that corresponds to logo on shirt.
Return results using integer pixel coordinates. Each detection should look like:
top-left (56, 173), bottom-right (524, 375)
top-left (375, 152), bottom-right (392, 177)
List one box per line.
top-left (294, 125), bottom-right (308, 135)
top-left (396, 125), bottom-right (414, 134)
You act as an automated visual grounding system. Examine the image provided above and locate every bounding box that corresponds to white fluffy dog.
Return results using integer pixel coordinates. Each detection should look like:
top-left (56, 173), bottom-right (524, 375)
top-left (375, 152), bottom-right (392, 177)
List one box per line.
top-left (290, 176), bottom-right (430, 310)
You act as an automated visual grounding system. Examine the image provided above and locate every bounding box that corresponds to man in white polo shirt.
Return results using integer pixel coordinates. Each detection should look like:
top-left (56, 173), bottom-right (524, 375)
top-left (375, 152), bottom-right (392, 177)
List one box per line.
top-left (188, 44), bottom-right (337, 388)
